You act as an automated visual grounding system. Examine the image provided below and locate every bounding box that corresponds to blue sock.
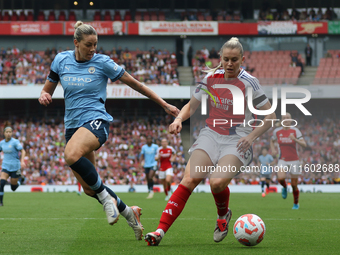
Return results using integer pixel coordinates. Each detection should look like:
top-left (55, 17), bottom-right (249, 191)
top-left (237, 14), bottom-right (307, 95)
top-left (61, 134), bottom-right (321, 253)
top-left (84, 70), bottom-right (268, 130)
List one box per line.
top-left (11, 184), bottom-right (19, 191)
top-left (148, 180), bottom-right (154, 192)
top-left (261, 181), bottom-right (265, 192)
top-left (70, 157), bottom-right (104, 193)
top-left (150, 180), bottom-right (154, 191)
top-left (91, 185), bottom-right (127, 213)
top-left (0, 179), bottom-right (6, 203)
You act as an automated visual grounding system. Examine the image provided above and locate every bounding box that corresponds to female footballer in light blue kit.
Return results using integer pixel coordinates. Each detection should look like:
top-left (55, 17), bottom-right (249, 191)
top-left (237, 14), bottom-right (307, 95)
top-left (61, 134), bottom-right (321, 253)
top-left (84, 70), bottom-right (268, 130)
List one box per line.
top-left (0, 126), bottom-right (26, 206)
top-left (38, 21), bottom-right (179, 240)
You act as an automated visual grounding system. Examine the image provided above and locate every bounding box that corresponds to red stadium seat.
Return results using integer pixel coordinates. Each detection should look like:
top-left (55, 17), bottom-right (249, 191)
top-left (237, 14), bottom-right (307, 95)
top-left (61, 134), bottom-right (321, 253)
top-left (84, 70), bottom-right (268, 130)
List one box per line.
top-left (225, 14), bottom-right (232, 21)
top-left (233, 14), bottom-right (241, 21)
top-left (94, 11), bottom-right (101, 21)
top-left (217, 15), bottom-right (224, 21)
top-left (113, 11), bottom-right (122, 21)
top-left (58, 11), bottom-right (66, 21)
top-left (11, 11), bottom-right (18, 21)
top-left (197, 14), bottom-right (205, 21)
top-left (104, 11), bottom-right (111, 21)
top-left (150, 12), bottom-right (158, 21)
top-left (68, 11), bottom-right (76, 21)
top-left (143, 12), bottom-right (150, 21)
top-left (48, 11), bottom-right (56, 21)
top-left (158, 11), bottom-right (165, 21)
top-left (19, 11), bottom-right (26, 21)
top-left (124, 11), bottom-right (132, 21)
top-left (37, 11), bottom-right (45, 21)
top-left (134, 11), bottom-right (142, 21)
top-left (27, 11), bottom-right (34, 21)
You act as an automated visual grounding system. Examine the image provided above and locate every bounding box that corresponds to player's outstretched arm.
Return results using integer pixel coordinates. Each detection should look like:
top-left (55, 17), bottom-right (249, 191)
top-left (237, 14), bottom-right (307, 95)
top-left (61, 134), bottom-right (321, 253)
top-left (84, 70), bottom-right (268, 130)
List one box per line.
top-left (119, 71), bottom-right (179, 117)
top-left (38, 80), bottom-right (58, 106)
top-left (169, 96), bottom-right (201, 135)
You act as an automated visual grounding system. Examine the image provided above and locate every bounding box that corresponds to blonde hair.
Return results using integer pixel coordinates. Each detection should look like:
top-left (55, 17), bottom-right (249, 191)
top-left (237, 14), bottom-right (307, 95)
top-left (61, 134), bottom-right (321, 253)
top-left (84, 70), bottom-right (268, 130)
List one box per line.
top-left (203, 37), bottom-right (244, 74)
top-left (74, 21), bottom-right (97, 42)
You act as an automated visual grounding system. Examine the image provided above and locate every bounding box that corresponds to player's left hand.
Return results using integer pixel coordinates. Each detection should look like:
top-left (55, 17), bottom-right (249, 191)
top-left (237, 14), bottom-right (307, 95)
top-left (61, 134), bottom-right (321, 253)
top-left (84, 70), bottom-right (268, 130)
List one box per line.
top-left (237, 136), bottom-right (254, 153)
top-left (164, 103), bottom-right (180, 117)
top-left (289, 134), bottom-right (296, 140)
top-left (21, 161), bottom-right (26, 169)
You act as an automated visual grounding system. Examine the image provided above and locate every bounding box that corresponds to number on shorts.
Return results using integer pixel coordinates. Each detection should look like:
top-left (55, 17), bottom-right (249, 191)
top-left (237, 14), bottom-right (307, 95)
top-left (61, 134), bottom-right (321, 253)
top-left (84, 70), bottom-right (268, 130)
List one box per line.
top-left (90, 120), bottom-right (102, 130)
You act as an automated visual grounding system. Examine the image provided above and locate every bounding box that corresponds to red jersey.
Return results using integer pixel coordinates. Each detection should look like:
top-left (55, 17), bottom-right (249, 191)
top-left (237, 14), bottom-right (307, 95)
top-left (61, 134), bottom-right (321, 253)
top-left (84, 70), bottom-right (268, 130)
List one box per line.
top-left (157, 146), bottom-right (175, 171)
top-left (193, 69), bottom-right (268, 136)
top-left (272, 127), bottom-right (303, 161)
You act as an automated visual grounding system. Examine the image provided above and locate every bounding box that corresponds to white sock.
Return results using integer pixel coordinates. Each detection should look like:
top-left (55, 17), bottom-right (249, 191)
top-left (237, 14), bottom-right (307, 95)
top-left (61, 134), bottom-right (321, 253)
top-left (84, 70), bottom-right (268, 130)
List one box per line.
top-left (97, 189), bottom-right (109, 201)
top-left (121, 206), bottom-right (132, 220)
top-left (156, 229), bottom-right (165, 237)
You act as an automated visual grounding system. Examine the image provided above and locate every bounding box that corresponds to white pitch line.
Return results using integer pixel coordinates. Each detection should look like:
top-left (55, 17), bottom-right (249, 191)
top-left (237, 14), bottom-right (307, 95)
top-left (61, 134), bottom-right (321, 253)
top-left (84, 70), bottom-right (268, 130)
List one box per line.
top-left (0, 218), bottom-right (339, 221)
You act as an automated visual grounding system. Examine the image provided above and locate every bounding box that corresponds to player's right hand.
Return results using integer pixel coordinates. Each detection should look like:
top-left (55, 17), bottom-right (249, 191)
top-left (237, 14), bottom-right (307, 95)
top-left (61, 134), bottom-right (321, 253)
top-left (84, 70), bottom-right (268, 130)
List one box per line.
top-left (39, 92), bottom-right (52, 106)
top-left (169, 119), bottom-right (182, 135)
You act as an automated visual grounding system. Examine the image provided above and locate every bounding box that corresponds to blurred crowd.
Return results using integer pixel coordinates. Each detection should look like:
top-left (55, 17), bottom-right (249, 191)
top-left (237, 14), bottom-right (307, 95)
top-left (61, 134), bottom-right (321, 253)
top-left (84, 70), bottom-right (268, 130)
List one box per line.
top-left (0, 116), bottom-right (185, 186)
top-left (0, 45), bottom-right (179, 86)
top-left (258, 0), bottom-right (337, 21)
top-left (1, 115), bottom-right (340, 186)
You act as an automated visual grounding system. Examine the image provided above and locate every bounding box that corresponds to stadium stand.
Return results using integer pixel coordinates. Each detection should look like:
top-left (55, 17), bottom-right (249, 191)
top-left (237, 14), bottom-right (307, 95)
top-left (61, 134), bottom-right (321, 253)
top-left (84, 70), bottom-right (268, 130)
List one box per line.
top-left (0, 46), bottom-right (179, 86)
top-left (2, 114), bottom-right (339, 186)
top-left (313, 50), bottom-right (340, 85)
top-left (0, 117), bottom-right (185, 186)
top-left (192, 49), bottom-right (304, 85)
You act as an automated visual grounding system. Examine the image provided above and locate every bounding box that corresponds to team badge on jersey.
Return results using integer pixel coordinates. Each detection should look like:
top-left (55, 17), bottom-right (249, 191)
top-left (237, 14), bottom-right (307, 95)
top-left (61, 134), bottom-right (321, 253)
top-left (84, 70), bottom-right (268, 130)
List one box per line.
top-left (88, 67), bottom-right (96, 74)
top-left (195, 84), bottom-right (202, 93)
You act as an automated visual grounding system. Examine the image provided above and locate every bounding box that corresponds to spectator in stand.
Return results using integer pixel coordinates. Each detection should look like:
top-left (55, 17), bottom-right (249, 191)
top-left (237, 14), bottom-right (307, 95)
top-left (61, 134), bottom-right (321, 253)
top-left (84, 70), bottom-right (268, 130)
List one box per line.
top-left (201, 46), bottom-right (210, 60)
top-left (209, 47), bottom-right (219, 59)
top-left (305, 44), bottom-right (313, 66)
top-left (187, 46), bottom-right (193, 67)
top-left (290, 51), bottom-right (304, 75)
top-left (12, 46), bottom-right (20, 56)
top-left (44, 47), bottom-right (51, 57)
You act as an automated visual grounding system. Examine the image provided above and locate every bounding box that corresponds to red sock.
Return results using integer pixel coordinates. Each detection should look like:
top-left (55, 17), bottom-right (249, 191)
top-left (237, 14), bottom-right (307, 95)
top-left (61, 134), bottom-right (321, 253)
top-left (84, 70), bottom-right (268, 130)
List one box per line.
top-left (77, 182), bottom-right (81, 192)
top-left (164, 185), bottom-right (168, 196)
top-left (293, 189), bottom-right (299, 204)
top-left (279, 180), bottom-right (287, 188)
top-left (212, 187), bottom-right (230, 216)
top-left (157, 184), bottom-right (191, 233)
top-left (167, 185), bottom-right (171, 192)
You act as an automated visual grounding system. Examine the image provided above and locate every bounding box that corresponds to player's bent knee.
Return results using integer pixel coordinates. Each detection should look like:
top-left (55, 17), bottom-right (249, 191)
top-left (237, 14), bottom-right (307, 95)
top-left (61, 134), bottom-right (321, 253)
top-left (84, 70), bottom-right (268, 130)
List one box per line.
top-left (180, 176), bottom-right (201, 192)
top-left (64, 147), bottom-right (83, 165)
top-left (210, 178), bottom-right (230, 193)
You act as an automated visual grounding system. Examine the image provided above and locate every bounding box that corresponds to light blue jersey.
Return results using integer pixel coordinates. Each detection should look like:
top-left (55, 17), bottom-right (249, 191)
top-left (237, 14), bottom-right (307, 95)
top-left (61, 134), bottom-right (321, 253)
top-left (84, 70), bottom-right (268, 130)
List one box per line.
top-left (47, 51), bottom-right (125, 129)
top-left (259, 154), bottom-right (274, 175)
top-left (141, 144), bottom-right (158, 168)
top-left (0, 138), bottom-right (23, 171)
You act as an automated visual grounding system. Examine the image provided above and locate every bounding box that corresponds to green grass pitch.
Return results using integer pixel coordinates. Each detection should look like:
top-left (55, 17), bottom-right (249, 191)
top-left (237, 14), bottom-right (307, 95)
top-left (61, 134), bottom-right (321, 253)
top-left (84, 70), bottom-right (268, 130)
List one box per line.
top-left (0, 191), bottom-right (339, 255)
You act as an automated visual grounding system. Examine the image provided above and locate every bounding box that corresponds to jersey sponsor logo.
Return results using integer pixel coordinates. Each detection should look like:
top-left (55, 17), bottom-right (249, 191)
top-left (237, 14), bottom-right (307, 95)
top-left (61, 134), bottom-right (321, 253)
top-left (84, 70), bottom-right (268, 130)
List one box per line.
top-left (63, 76), bottom-right (92, 82)
top-left (88, 67), bottom-right (96, 74)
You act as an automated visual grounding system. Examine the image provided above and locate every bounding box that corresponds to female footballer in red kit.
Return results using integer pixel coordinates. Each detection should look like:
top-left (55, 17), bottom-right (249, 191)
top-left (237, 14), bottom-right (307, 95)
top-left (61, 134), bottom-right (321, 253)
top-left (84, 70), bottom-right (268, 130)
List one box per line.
top-left (145, 37), bottom-right (276, 246)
